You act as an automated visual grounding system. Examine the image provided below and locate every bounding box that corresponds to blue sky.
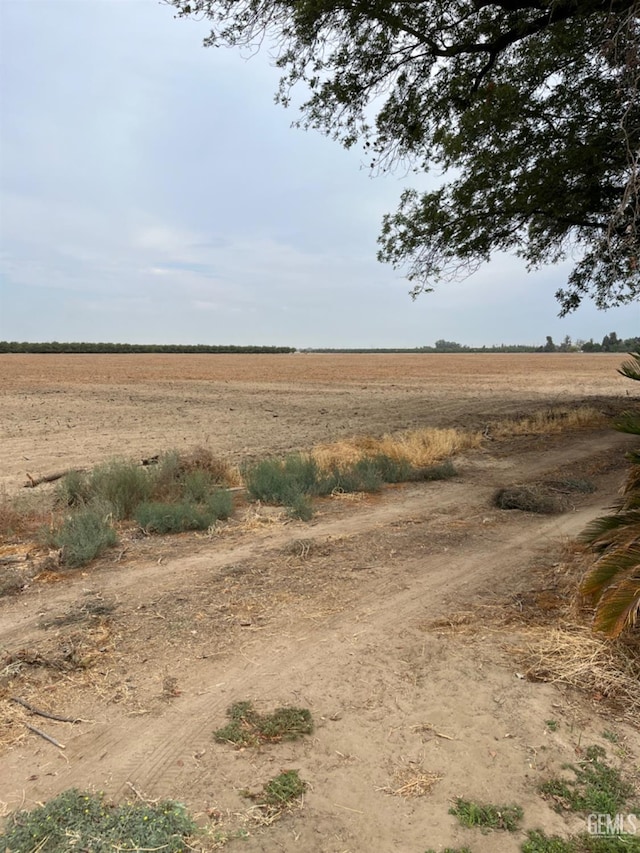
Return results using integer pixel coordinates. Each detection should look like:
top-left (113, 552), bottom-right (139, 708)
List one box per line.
top-left (0, 0), bottom-right (637, 348)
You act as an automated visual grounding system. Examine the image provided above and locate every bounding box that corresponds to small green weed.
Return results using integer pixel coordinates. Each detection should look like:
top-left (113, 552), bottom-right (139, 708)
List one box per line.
top-left (424, 848), bottom-right (472, 853)
top-left (257, 769), bottom-right (306, 808)
top-left (546, 720), bottom-right (560, 732)
top-left (424, 847), bottom-right (471, 853)
top-left (539, 746), bottom-right (637, 817)
top-left (522, 828), bottom-right (640, 852)
top-left (214, 701), bottom-right (313, 747)
top-left (50, 507), bottom-right (117, 568)
top-left (0, 788), bottom-right (197, 853)
top-left (449, 797), bottom-right (524, 832)
top-left (603, 731), bottom-right (620, 745)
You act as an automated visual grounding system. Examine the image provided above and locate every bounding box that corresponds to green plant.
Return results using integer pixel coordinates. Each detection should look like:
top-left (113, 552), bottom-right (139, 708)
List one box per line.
top-left (243, 454), bottom-right (319, 504)
top-left (546, 720), bottom-right (559, 732)
top-left (0, 788), bottom-right (197, 853)
top-left (449, 797), bottom-right (524, 832)
top-left (56, 469), bottom-right (92, 507)
top-left (325, 457), bottom-right (384, 494)
top-left (135, 501), bottom-right (214, 534)
top-left (89, 459), bottom-right (153, 519)
top-left (579, 352), bottom-right (640, 637)
top-left (257, 769), bottom-right (306, 808)
top-left (286, 492), bottom-right (314, 521)
top-left (368, 453), bottom-right (414, 483)
top-left (424, 848), bottom-right (472, 853)
top-left (50, 507), bottom-right (117, 568)
top-left (522, 828), bottom-right (640, 852)
top-left (411, 459), bottom-right (458, 482)
top-left (206, 488), bottom-right (233, 520)
top-left (181, 469), bottom-right (214, 503)
top-left (214, 701), bottom-right (314, 747)
top-left (539, 746), bottom-right (637, 817)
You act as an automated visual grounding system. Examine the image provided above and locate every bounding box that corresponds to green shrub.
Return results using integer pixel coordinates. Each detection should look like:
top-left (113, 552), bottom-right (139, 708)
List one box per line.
top-left (0, 789), bottom-right (197, 853)
top-left (89, 460), bottom-right (152, 519)
top-left (370, 453), bottom-right (414, 483)
top-left (243, 454), bottom-right (320, 503)
top-left (135, 501), bottom-right (214, 534)
top-left (56, 469), bottom-right (92, 507)
top-left (287, 492), bottom-right (314, 520)
top-left (181, 469), bottom-right (214, 503)
top-left (325, 458), bottom-right (384, 494)
top-left (412, 459), bottom-right (458, 481)
top-left (51, 507), bottom-right (117, 568)
top-left (207, 488), bottom-right (234, 520)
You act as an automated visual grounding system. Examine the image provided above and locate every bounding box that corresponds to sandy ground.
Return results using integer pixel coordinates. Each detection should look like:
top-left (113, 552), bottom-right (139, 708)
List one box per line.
top-left (0, 353), bottom-right (639, 852)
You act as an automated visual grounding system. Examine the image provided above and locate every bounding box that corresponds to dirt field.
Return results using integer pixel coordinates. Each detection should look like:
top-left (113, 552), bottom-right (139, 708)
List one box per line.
top-left (1, 353), bottom-right (639, 852)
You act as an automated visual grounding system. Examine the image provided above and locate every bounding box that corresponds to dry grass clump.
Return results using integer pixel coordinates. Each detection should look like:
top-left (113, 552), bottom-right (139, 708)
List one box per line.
top-left (427, 542), bottom-right (640, 725)
top-left (0, 491), bottom-right (52, 539)
top-left (312, 426), bottom-right (482, 470)
top-left (174, 446), bottom-right (241, 487)
top-left (494, 485), bottom-right (566, 514)
top-left (490, 406), bottom-right (608, 439)
top-left (520, 625), bottom-right (640, 724)
top-left (378, 767), bottom-right (443, 798)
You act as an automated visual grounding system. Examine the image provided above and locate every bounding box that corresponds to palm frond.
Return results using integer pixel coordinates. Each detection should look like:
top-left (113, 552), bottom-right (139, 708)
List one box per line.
top-left (581, 546), bottom-right (640, 600)
top-left (580, 510), bottom-right (640, 548)
top-left (592, 574), bottom-right (640, 637)
top-left (614, 411), bottom-right (640, 436)
top-left (617, 352), bottom-right (640, 382)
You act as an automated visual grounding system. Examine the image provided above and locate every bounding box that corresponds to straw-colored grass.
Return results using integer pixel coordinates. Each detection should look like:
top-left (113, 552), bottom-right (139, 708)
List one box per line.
top-left (490, 406), bottom-right (609, 439)
top-left (518, 625), bottom-right (640, 724)
top-left (312, 427), bottom-right (482, 471)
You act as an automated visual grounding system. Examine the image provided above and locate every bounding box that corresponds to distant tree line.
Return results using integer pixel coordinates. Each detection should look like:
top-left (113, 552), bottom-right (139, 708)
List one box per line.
top-left (1, 334), bottom-right (637, 355)
top-left (306, 332), bottom-right (640, 354)
top-left (0, 342), bottom-right (296, 354)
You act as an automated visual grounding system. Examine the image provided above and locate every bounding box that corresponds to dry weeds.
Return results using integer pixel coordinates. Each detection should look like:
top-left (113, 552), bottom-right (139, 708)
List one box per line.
top-left (490, 406), bottom-right (609, 439)
top-left (312, 426), bottom-right (483, 470)
top-left (520, 626), bottom-right (640, 724)
top-left (426, 543), bottom-right (640, 727)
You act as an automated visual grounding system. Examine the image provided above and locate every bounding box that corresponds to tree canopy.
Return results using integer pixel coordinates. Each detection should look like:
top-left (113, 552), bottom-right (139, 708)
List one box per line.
top-left (171, 0), bottom-right (640, 313)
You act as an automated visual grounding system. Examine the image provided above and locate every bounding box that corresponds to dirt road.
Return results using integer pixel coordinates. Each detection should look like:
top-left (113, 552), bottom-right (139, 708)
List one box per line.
top-left (1, 415), bottom-right (638, 852)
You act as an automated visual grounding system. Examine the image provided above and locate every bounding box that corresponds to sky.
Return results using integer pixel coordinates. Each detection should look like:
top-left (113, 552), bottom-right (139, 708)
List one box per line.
top-left (0, 0), bottom-right (638, 349)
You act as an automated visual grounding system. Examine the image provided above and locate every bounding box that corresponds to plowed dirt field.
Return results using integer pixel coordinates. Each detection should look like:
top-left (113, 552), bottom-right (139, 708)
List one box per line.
top-left (1, 353), bottom-right (638, 853)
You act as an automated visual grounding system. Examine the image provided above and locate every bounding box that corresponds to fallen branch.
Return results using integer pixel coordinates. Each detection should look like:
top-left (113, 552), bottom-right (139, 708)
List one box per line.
top-left (12, 696), bottom-right (82, 723)
top-left (23, 468), bottom-right (85, 488)
top-left (24, 723), bottom-right (66, 749)
top-left (0, 554), bottom-right (27, 566)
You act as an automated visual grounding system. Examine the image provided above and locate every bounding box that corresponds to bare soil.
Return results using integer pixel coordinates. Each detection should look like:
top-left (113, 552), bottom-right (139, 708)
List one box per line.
top-left (1, 353), bottom-right (638, 853)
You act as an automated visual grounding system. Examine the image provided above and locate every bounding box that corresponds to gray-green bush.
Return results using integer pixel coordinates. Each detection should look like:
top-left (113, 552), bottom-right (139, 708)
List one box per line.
top-left (50, 507), bottom-right (117, 567)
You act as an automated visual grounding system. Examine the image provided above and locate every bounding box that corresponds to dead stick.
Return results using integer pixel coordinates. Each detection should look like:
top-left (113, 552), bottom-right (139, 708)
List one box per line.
top-left (12, 696), bottom-right (82, 723)
top-left (23, 468), bottom-right (85, 488)
top-left (24, 723), bottom-right (66, 749)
